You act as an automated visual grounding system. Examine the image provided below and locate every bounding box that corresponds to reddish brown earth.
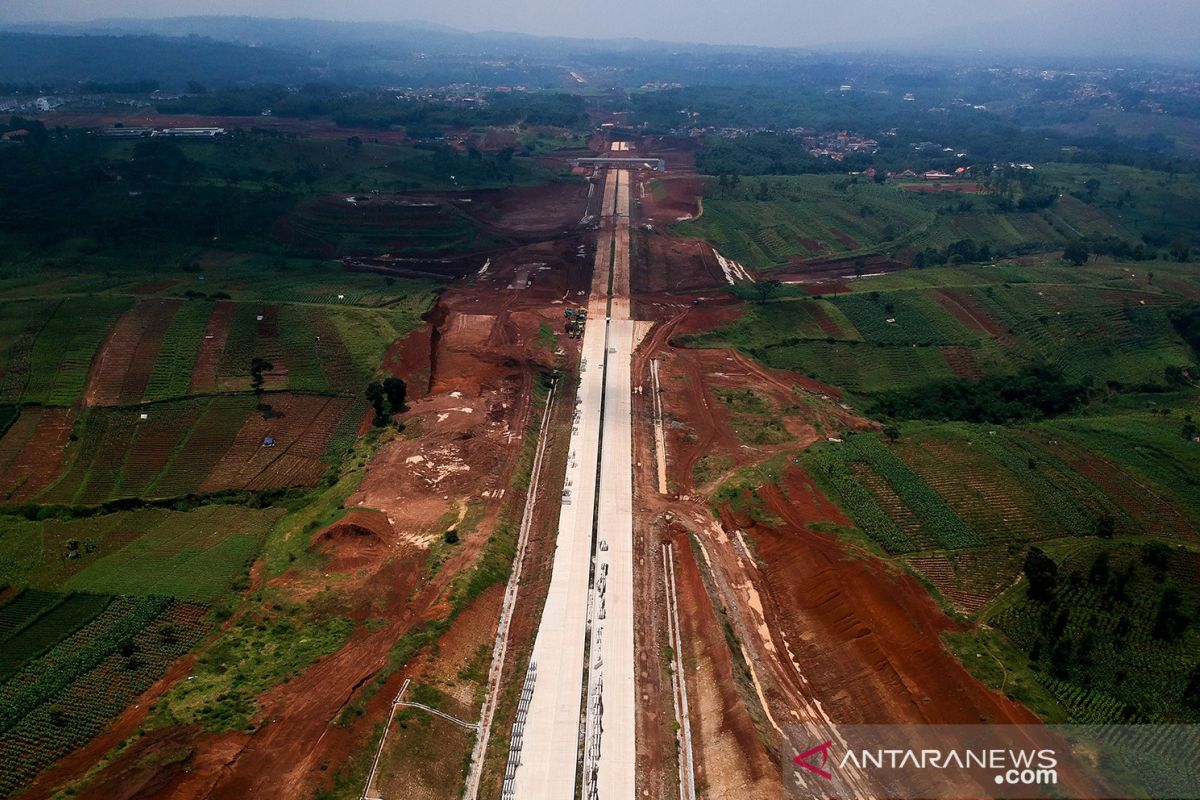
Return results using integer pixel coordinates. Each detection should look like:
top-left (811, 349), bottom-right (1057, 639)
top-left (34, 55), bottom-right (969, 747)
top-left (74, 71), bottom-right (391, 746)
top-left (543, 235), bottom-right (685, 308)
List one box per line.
top-left (806, 302), bottom-right (845, 337)
top-left (1157, 276), bottom-right (1200, 301)
top-left (311, 509), bottom-right (393, 572)
top-left (188, 300), bottom-right (235, 393)
top-left (933, 288), bottom-right (1013, 343)
top-left (900, 181), bottom-right (988, 194)
top-left (0, 407), bottom-right (74, 502)
top-left (86, 299), bottom-right (182, 406)
top-left (829, 228), bottom-right (860, 248)
top-left (197, 394), bottom-right (352, 492)
top-left (642, 175), bottom-right (704, 222)
top-left (796, 236), bottom-right (824, 255)
top-left (940, 345), bottom-right (984, 379)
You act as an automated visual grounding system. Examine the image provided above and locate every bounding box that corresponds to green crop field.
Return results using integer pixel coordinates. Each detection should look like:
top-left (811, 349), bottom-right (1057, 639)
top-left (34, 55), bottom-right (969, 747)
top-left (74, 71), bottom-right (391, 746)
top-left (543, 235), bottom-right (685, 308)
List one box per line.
top-left (687, 261), bottom-right (1197, 400)
top-left (676, 164), bottom-right (1200, 271)
top-left (20, 297), bottom-right (132, 407)
top-left (142, 300), bottom-right (212, 402)
top-left (0, 505), bottom-right (284, 601)
top-left (0, 592), bottom-right (113, 679)
top-left (0, 594), bottom-right (208, 798)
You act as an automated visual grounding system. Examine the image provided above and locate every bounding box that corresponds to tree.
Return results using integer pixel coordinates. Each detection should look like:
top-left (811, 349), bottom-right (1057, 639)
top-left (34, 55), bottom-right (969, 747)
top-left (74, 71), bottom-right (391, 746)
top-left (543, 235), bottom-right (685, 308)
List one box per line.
top-left (1169, 238), bottom-right (1191, 263)
top-left (753, 279), bottom-right (781, 305)
top-left (1063, 240), bottom-right (1089, 266)
top-left (1183, 665), bottom-right (1200, 712)
top-left (1095, 514), bottom-right (1116, 539)
top-left (1152, 587), bottom-right (1190, 642)
top-left (883, 426), bottom-right (900, 443)
top-left (346, 135), bottom-right (363, 154)
top-left (1049, 638), bottom-right (1073, 679)
top-left (250, 357), bottom-right (273, 409)
top-left (382, 377), bottom-right (408, 413)
top-left (1024, 547), bottom-right (1059, 602)
top-left (366, 381), bottom-right (387, 426)
top-left (1087, 551), bottom-right (1110, 587)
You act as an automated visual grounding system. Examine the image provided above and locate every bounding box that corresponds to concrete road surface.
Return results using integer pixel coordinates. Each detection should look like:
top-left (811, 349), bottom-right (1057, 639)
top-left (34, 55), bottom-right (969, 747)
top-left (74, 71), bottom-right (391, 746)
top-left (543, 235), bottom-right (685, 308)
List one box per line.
top-left (508, 169), bottom-right (638, 800)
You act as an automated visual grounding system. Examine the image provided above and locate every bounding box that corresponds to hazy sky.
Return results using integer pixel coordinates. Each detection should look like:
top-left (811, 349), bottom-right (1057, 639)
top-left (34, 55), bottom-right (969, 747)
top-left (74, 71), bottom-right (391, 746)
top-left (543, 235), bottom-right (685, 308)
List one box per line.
top-left (1, 0), bottom-right (1196, 52)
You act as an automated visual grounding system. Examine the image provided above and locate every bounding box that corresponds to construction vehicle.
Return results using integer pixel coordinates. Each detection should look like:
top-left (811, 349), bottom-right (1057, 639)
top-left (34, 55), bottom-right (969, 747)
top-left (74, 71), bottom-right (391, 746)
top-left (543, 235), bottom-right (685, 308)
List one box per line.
top-left (564, 308), bottom-right (588, 339)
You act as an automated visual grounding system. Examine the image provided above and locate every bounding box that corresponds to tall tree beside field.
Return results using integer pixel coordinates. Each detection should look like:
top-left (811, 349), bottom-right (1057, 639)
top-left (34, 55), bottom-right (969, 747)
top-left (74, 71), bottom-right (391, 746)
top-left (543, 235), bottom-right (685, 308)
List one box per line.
top-left (753, 279), bottom-right (782, 305)
top-left (250, 357), bottom-right (273, 409)
top-left (1063, 240), bottom-right (1089, 266)
top-left (366, 381), bottom-right (387, 426)
top-left (383, 377), bottom-right (407, 413)
top-left (1024, 547), bottom-right (1059, 602)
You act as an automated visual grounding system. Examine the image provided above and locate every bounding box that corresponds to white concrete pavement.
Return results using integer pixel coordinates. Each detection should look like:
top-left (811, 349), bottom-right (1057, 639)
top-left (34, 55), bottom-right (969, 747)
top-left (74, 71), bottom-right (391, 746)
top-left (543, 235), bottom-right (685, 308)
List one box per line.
top-left (507, 168), bottom-right (638, 800)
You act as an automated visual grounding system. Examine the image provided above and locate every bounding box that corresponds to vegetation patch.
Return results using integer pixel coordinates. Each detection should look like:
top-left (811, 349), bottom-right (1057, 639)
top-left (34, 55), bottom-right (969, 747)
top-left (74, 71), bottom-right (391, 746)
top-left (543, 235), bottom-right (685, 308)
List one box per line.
top-left (871, 366), bottom-right (1089, 423)
top-left (0, 595), bottom-right (208, 797)
top-left (981, 542), bottom-right (1200, 723)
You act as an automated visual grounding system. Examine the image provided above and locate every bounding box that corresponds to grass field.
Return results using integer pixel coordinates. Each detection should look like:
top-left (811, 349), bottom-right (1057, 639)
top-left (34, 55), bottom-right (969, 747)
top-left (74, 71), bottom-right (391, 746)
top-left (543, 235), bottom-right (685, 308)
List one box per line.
top-left (0, 505), bottom-right (285, 601)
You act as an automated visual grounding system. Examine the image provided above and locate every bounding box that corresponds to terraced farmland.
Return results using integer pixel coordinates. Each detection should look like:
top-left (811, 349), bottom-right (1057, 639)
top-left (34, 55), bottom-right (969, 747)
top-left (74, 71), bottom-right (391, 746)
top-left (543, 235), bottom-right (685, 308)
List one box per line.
top-left (21, 297), bottom-right (132, 407)
top-left (0, 407), bottom-right (74, 503)
top-left (143, 299), bottom-right (213, 402)
top-left (0, 594), bottom-right (207, 799)
top-left (86, 299), bottom-right (183, 407)
top-left (0, 300), bottom-right (58, 404)
top-left (675, 176), bottom-right (933, 268)
top-left (35, 393), bottom-right (348, 504)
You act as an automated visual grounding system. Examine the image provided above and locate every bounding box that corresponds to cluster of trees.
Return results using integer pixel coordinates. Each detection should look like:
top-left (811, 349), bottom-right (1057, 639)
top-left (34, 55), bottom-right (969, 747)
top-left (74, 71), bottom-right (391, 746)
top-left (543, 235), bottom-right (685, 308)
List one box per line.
top-left (983, 167), bottom-right (1060, 211)
top-left (1062, 235), bottom-right (1161, 265)
top-left (424, 143), bottom-right (520, 184)
top-left (696, 133), bottom-right (862, 177)
top-left (911, 238), bottom-right (992, 268)
top-left (871, 366), bottom-right (1090, 424)
top-left (366, 378), bottom-right (408, 426)
top-left (1168, 303), bottom-right (1200, 357)
top-left (0, 129), bottom-right (293, 250)
top-left (160, 84), bottom-right (588, 133)
top-left (1023, 545), bottom-right (1195, 689)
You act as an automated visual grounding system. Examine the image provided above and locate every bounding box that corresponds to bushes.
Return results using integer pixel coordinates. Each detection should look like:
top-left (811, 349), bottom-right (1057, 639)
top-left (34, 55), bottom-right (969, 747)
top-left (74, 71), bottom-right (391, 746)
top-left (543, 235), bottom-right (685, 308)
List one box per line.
top-left (1168, 302), bottom-right (1200, 356)
top-left (872, 366), bottom-right (1089, 423)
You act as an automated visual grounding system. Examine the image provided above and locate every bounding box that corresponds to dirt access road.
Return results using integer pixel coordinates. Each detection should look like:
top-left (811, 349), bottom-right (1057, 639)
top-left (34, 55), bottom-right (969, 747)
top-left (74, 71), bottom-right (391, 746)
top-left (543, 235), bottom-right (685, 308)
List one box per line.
top-left (620, 138), bottom-right (1041, 800)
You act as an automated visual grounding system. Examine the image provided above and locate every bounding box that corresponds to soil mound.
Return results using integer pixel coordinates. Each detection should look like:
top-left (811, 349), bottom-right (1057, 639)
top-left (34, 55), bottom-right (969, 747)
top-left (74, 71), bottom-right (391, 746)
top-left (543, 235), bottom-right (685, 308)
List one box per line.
top-left (311, 510), bottom-right (393, 572)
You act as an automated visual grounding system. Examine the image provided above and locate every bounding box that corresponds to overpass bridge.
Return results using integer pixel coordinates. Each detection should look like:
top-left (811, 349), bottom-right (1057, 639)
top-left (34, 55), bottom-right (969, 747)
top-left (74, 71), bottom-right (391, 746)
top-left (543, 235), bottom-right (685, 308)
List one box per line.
top-left (573, 157), bottom-right (665, 172)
